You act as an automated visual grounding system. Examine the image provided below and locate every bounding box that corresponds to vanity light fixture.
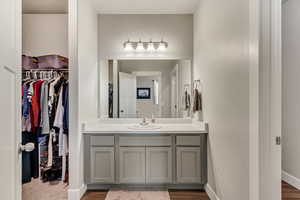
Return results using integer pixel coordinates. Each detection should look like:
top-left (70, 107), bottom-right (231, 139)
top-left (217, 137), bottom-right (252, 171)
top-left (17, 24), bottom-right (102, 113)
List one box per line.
top-left (147, 40), bottom-right (155, 51)
top-left (158, 40), bottom-right (168, 51)
top-left (136, 40), bottom-right (145, 51)
top-left (124, 40), bottom-right (134, 51)
top-left (123, 39), bottom-right (168, 52)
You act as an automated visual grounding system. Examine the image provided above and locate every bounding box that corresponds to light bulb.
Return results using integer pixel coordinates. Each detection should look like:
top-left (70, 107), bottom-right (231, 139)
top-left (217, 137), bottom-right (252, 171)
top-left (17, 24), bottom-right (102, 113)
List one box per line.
top-left (124, 42), bottom-right (133, 51)
top-left (136, 40), bottom-right (145, 51)
top-left (158, 41), bottom-right (167, 51)
top-left (147, 41), bottom-right (155, 51)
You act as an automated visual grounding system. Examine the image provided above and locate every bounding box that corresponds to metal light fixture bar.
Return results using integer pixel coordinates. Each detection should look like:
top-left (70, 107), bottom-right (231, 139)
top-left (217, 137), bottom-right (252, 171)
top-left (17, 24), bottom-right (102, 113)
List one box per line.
top-left (123, 40), bottom-right (168, 51)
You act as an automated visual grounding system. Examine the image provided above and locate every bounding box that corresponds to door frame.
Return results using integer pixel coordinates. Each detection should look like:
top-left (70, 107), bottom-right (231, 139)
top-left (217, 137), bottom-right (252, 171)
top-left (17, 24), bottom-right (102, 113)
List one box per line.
top-left (15, 0), bottom-right (22, 199)
top-left (249, 0), bottom-right (282, 199)
top-left (118, 72), bottom-right (137, 118)
top-left (171, 64), bottom-right (179, 118)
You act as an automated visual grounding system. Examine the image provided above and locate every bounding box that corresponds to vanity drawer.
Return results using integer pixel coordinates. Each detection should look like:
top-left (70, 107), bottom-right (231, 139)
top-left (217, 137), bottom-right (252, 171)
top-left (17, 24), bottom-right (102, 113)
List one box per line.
top-left (90, 136), bottom-right (115, 146)
top-left (176, 136), bottom-right (201, 146)
top-left (119, 136), bottom-right (172, 146)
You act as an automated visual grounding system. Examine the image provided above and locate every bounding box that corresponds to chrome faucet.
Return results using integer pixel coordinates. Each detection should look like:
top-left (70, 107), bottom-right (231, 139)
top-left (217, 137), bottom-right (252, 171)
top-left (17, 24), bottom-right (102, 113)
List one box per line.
top-left (151, 114), bottom-right (156, 123)
top-left (140, 117), bottom-right (148, 126)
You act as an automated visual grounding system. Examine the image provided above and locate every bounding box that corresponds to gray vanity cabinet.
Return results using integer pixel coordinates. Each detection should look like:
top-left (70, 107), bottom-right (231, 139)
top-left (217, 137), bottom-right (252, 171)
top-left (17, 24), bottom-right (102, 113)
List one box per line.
top-left (175, 136), bottom-right (204, 184)
top-left (119, 136), bottom-right (173, 184)
top-left (90, 147), bottom-right (115, 183)
top-left (146, 147), bottom-right (172, 183)
top-left (84, 134), bottom-right (207, 188)
top-left (119, 147), bottom-right (172, 184)
top-left (176, 147), bottom-right (201, 183)
top-left (119, 147), bottom-right (146, 183)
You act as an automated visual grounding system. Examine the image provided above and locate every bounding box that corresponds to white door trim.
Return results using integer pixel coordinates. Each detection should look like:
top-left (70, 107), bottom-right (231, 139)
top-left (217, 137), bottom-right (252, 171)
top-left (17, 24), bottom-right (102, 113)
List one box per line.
top-left (256, 0), bottom-right (282, 200)
top-left (14, 0), bottom-right (22, 199)
top-left (68, 0), bottom-right (85, 199)
top-left (249, 0), bottom-right (260, 198)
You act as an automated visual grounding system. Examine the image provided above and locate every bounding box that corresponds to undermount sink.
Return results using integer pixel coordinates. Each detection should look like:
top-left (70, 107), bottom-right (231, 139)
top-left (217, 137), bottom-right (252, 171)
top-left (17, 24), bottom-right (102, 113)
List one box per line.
top-left (127, 124), bottom-right (162, 130)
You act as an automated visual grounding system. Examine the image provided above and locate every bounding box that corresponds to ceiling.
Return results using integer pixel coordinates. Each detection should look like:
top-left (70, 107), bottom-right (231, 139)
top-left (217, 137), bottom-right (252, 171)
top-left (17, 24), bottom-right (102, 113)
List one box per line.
top-left (22, 0), bottom-right (199, 14)
top-left (92, 0), bottom-right (200, 14)
top-left (23, 0), bottom-right (68, 14)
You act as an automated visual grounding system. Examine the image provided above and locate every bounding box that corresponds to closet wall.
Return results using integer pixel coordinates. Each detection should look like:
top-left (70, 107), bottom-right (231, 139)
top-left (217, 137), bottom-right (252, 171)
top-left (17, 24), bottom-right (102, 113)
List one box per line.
top-left (22, 14), bottom-right (68, 56)
top-left (282, 0), bottom-right (300, 185)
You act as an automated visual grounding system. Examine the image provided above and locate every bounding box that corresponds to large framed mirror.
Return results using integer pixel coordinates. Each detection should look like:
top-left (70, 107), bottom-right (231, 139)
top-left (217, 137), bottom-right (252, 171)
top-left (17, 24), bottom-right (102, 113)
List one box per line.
top-left (99, 59), bottom-right (193, 119)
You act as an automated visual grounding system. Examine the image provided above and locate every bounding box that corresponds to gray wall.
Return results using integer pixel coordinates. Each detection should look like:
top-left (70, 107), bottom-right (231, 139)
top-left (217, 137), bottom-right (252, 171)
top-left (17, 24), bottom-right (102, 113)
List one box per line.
top-left (136, 76), bottom-right (160, 118)
top-left (282, 0), bottom-right (300, 181)
top-left (98, 14), bottom-right (193, 60)
top-left (194, 0), bottom-right (250, 199)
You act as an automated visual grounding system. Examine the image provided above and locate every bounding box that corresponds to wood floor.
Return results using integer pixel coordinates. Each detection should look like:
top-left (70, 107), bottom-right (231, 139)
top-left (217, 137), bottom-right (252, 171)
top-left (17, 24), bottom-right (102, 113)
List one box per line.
top-left (81, 189), bottom-right (210, 200)
top-left (282, 181), bottom-right (300, 200)
top-left (81, 182), bottom-right (300, 200)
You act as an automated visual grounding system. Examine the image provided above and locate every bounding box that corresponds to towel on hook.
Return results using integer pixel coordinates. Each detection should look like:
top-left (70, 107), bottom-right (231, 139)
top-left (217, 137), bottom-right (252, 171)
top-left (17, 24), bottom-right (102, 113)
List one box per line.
top-left (183, 90), bottom-right (191, 110)
top-left (193, 88), bottom-right (202, 112)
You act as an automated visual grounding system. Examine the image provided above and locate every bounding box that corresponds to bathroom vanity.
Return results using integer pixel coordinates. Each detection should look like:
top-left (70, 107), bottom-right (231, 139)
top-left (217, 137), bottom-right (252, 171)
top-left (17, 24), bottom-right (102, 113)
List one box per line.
top-left (83, 120), bottom-right (208, 189)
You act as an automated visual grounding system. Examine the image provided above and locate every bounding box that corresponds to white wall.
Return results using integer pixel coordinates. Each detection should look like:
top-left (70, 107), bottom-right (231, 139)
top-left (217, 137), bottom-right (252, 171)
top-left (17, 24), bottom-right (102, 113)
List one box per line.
top-left (176, 60), bottom-right (192, 117)
top-left (98, 14), bottom-right (193, 60)
top-left (99, 60), bottom-right (109, 118)
top-left (194, 0), bottom-right (250, 199)
top-left (282, 0), bottom-right (300, 183)
top-left (119, 60), bottom-right (173, 117)
top-left (69, 0), bottom-right (98, 198)
top-left (22, 14), bottom-right (68, 57)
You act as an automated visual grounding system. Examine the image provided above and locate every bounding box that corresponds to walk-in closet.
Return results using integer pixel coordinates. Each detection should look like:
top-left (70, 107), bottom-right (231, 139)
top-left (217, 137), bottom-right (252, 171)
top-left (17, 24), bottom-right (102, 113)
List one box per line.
top-left (21, 1), bottom-right (69, 200)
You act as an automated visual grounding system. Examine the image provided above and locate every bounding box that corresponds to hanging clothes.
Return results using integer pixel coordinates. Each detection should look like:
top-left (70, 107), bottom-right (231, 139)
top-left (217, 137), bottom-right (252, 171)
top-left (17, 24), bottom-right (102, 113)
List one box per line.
top-left (21, 70), bottom-right (69, 184)
top-left (62, 83), bottom-right (69, 135)
top-left (40, 81), bottom-right (50, 134)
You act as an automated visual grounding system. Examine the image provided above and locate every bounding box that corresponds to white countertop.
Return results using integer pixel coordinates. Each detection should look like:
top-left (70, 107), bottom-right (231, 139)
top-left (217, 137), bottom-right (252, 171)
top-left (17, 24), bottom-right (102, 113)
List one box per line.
top-left (82, 119), bottom-right (208, 135)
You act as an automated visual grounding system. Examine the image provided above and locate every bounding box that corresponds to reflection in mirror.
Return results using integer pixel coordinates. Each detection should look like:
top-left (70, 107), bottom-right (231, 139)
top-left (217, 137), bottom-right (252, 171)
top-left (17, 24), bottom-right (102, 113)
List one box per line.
top-left (99, 60), bottom-right (192, 119)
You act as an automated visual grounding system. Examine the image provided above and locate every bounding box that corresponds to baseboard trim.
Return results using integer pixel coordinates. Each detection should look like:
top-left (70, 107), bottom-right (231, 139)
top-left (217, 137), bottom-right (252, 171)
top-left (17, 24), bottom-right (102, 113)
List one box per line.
top-left (282, 171), bottom-right (300, 190)
top-left (68, 184), bottom-right (87, 200)
top-left (205, 184), bottom-right (220, 200)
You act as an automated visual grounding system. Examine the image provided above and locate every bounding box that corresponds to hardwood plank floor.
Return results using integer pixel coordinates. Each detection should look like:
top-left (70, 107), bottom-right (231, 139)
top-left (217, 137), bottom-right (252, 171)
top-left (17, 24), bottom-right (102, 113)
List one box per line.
top-left (81, 182), bottom-right (300, 200)
top-left (169, 190), bottom-right (210, 200)
top-left (81, 190), bottom-right (210, 200)
top-left (282, 181), bottom-right (300, 200)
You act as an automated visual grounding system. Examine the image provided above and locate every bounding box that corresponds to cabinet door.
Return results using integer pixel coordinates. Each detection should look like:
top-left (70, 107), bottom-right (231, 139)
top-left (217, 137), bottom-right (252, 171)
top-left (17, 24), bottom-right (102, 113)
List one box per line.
top-left (90, 147), bottom-right (115, 183)
top-left (119, 147), bottom-right (146, 183)
top-left (176, 147), bottom-right (201, 183)
top-left (146, 147), bottom-right (172, 183)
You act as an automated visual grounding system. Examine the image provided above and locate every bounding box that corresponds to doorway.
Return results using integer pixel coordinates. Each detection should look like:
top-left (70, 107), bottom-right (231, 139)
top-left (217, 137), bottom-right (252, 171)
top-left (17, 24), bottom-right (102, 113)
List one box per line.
top-left (21, 1), bottom-right (69, 200)
top-left (281, 0), bottom-right (300, 198)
